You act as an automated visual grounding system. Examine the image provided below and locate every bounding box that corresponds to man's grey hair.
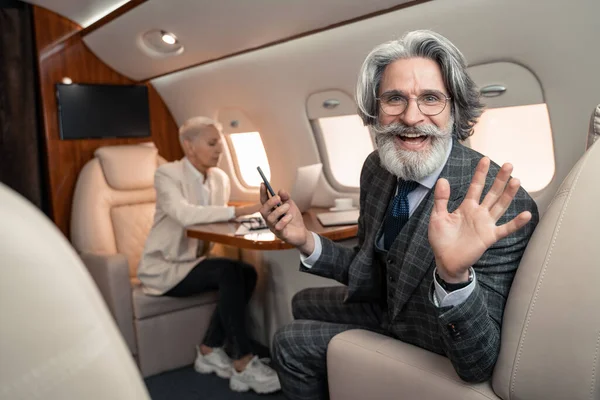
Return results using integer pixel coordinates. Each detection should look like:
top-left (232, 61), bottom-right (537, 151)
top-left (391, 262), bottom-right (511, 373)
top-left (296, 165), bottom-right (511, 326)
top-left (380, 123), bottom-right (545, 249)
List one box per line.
top-left (178, 116), bottom-right (223, 147)
top-left (356, 30), bottom-right (484, 140)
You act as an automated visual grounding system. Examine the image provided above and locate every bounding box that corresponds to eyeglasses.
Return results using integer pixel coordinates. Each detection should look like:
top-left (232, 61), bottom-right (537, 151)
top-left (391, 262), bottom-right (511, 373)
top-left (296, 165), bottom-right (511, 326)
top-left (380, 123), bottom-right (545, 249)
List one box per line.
top-left (240, 217), bottom-right (268, 231)
top-left (376, 91), bottom-right (451, 117)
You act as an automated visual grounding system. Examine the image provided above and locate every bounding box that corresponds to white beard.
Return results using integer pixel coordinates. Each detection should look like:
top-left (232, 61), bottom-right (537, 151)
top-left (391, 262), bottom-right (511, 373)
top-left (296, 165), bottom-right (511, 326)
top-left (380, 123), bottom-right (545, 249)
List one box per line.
top-left (371, 117), bottom-right (454, 181)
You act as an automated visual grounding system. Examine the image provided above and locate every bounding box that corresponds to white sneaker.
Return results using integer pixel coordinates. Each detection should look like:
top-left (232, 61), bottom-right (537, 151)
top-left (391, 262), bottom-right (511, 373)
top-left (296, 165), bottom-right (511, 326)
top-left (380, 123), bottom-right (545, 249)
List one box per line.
top-left (229, 356), bottom-right (281, 394)
top-left (194, 346), bottom-right (233, 378)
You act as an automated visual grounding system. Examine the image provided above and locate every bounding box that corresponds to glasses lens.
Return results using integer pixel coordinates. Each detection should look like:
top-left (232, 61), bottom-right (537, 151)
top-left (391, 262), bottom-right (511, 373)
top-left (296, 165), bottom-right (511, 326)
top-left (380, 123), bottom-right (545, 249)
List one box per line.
top-left (418, 93), bottom-right (446, 116)
top-left (379, 93), bottom-right (448, 116)
top-left (380, 95), bottom-right (407, 116)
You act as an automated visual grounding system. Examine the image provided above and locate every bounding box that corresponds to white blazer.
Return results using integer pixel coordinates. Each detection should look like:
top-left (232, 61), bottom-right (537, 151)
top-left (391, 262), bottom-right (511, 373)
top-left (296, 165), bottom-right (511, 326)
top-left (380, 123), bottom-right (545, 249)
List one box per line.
top-left (138, 159), bottom-right (235, 295)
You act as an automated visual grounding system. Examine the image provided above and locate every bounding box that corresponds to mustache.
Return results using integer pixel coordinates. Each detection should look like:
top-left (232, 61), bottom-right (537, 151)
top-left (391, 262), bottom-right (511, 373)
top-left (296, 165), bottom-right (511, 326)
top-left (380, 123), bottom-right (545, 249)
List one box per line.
top-left (371, 122), bottom-right (447, 139)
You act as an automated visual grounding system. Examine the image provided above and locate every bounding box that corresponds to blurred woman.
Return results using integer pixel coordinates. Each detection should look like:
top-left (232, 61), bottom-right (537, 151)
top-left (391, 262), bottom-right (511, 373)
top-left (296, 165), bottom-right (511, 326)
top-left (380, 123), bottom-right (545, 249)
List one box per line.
top-left (138, 116), bottom-right (280, 394)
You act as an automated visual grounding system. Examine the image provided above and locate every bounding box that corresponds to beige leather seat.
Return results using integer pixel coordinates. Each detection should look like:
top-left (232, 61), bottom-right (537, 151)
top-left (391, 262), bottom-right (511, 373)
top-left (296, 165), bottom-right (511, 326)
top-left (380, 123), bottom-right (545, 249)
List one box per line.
top-left (0, 182), bottom-right (150, 399)
top-left (326, 105), bottom-right (600, 400)
top-left (70, 143), bottom-right (217, 377)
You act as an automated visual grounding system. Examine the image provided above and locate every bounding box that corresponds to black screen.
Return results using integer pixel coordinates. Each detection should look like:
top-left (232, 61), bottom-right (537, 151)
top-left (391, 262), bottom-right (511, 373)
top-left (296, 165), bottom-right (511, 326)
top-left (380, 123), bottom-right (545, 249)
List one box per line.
top-left (56, 83), bottom-right (151, 140)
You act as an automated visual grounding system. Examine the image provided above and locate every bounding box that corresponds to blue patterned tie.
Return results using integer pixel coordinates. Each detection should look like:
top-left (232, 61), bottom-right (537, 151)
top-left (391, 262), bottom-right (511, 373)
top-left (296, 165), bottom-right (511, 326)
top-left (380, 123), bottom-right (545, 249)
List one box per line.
top-left (383, 179), bottom-right (419, 250)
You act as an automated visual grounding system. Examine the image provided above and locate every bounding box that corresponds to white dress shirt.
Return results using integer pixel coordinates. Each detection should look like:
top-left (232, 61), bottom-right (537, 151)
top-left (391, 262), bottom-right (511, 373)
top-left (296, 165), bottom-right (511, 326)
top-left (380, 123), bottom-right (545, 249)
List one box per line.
top-left (184, 158), bottom-right (236, 219)
top-left (300, 138), bottom-right (476, 308)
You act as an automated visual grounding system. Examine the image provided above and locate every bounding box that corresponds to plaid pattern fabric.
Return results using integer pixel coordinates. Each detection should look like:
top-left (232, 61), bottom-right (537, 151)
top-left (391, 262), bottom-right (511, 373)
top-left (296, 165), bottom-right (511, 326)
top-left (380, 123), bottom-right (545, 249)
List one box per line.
top-left (290, 286), bottom-right (385, 327)
top-left (272, 287), bottom-right (385, 400)
top-left (383, 179), bottom-right (419, 249)
top-left (304, 140), bottom-right (539, 382)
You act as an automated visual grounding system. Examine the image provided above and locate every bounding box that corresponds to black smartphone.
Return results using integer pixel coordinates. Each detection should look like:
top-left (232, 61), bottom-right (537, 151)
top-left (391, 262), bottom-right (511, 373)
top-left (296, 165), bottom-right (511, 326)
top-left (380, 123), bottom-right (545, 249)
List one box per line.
top-left (257, 167), bottom-right (284, 216)
top-left (257, 166), bottom-right (276, 198)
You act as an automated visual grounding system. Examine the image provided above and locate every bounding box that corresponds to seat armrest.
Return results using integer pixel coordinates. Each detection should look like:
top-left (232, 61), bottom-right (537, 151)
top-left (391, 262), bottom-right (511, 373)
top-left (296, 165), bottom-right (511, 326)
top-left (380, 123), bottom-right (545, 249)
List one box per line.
top-left (79, 252), bottom-right (137, 354)
top-left (327, 329), bottom-right (498, 400)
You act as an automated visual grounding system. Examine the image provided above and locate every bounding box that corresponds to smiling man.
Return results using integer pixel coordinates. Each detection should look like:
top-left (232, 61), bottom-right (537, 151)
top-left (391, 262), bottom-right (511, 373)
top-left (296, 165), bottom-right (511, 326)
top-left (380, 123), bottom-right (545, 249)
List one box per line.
top-left (259, 30), bottom-right (539, 399)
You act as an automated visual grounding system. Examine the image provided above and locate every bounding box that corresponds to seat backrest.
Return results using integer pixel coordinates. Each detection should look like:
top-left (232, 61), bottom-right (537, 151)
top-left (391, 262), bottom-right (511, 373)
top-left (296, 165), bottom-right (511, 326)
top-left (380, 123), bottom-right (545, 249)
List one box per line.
top-left (492, 107), bottom-right (600, 399)
top-left (0, 183), bottom-right (150, 399)
top-left (71, 143), bottom-right (164, 279)
top-left (588, 104), bottom-right (600, 150)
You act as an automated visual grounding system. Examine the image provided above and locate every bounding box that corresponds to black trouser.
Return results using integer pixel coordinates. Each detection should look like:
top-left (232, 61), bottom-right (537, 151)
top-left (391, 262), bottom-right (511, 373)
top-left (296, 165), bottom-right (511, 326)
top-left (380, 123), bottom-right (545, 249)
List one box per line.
top-left (165, 258), bottom-right (257, 359)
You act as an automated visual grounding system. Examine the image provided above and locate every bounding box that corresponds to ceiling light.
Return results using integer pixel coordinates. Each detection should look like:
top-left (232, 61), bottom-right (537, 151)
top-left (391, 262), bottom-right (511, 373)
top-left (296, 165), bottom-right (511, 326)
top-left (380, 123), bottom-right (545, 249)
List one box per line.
top-left (161, 32), bottom-right (176, 45)
top-left (139, 29), bottom-right (184, 57)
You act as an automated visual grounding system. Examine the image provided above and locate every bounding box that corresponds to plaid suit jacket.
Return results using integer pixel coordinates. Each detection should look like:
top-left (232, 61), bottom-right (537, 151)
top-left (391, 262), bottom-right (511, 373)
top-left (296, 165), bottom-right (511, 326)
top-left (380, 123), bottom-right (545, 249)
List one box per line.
top-left (304, 140), bottom-right (539, 382)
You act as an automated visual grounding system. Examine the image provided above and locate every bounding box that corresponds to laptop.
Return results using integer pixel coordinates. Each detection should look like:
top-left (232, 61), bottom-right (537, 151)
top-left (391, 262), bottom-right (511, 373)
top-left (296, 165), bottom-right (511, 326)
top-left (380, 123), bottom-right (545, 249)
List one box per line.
top-left (317, 209), bottom-right (359, 227)
top-left (290, 163), bottom-right (323, 213)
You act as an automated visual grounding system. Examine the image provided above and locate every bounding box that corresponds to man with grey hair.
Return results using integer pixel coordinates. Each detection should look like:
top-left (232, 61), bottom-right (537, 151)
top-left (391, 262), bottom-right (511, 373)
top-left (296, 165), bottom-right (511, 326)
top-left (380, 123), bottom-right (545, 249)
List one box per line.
top-left (139, 116), bottom-right (281, 394)
top-left (260, 30), bottom-right (538, 399)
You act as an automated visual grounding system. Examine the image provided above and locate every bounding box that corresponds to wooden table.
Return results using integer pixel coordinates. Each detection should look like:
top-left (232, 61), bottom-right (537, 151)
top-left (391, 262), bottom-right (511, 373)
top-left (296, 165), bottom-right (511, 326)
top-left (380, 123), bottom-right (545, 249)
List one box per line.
top-left (186, 208), bottom-right (358, 250)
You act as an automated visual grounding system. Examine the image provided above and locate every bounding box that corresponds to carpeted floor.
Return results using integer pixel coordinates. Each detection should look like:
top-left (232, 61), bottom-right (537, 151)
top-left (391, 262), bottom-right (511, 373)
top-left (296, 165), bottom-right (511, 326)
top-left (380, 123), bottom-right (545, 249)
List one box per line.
top-left (144, 364), bottom-right (286, 400)
top-left (144, 342), bottom-right (286, 400)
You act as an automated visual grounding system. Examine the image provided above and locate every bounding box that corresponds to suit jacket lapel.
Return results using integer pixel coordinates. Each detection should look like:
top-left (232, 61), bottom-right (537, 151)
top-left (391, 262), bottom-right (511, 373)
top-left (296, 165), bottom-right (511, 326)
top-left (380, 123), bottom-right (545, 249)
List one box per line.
top-left (391, 141), bottom-right (475, 318)
top-left (347, 169), bottom-right (396, 300)
top-left (372, 173), bottom-right (397, 242)
top-left (181, 160), bottom-right (200, 205)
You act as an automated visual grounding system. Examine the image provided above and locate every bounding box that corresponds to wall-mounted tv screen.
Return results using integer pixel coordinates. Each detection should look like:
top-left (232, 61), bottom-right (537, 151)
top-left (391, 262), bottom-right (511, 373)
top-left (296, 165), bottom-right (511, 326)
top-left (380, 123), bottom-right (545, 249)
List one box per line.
top-left (56, 83), bottom-right (151, 140)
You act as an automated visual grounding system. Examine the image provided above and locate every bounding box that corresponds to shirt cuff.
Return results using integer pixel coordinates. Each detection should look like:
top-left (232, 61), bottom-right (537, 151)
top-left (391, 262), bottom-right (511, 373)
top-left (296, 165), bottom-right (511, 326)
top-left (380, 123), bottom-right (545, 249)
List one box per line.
top-left (227, 206), bottom-right (236, 220)
top-left (432, 267), bottom-right (476, 308)
top-left (299, 232), bottom-right (322, 268)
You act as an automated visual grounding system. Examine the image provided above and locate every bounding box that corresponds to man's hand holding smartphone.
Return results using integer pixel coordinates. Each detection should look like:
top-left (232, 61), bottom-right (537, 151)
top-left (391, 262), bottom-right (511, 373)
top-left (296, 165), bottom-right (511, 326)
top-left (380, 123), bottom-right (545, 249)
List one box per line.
top-left (257, 168), bottom-right (315, 256)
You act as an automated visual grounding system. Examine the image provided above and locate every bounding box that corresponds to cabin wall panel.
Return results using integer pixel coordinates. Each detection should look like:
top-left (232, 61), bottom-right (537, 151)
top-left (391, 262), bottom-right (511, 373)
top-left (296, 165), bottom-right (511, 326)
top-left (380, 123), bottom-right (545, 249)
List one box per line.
top-left (32, 3), bottom-right (80, 52)
top-left (33, 6), bottom-right (181, 238)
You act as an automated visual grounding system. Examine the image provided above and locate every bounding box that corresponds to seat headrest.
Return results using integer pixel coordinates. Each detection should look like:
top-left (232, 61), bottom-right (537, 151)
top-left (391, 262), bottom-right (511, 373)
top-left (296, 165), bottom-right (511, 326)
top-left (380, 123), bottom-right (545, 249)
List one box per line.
top-left (588, 104), bottom-right (600, 150)
top-left (94, 144), bottom-right (158, 190)
top-left (0, 183), bottom-right (150, 399)
top-left (493, 136), bottom-right (600, 400)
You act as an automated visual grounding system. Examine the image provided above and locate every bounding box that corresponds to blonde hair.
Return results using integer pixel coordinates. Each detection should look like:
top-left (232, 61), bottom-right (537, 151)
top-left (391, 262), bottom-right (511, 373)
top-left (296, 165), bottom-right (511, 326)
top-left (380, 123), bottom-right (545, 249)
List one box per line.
top-left (178, 116), bottom-right (223, 147)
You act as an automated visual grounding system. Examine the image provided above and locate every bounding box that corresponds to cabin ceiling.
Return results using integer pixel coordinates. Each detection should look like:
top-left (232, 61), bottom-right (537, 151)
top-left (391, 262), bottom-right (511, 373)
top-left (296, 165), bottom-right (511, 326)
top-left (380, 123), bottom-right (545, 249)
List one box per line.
top-left (24, 0), bottom-right (130, 27)
top-left (24, 0), bottom-right (415, 81)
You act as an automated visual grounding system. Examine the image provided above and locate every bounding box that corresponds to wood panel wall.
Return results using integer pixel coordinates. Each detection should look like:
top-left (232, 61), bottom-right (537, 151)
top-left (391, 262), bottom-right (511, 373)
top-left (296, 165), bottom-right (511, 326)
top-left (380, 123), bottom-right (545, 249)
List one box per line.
top-left (33, 6), bottom-right (183, 238)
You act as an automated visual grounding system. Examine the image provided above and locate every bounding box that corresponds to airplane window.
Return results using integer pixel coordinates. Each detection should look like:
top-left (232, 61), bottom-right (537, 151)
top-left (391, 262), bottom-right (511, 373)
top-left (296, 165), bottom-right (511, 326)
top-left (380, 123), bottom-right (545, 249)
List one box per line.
top-left (227, 131), bottom-right (271, 187)
top-left (314, 114), bottom-right (374, 188)
top-left (469, 103), bottom-right (555, 192)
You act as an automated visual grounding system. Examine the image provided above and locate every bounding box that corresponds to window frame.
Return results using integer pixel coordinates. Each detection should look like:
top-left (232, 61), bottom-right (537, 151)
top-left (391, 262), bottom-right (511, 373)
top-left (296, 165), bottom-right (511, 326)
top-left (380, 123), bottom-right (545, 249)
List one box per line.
top-left (307, 90), bottom-right (376, 193)
top-left (224, 131), bottom-right (270, 189)
top-left (310, 116), bottom-right (375, 193)
top-left (466, 102), bottom-right (556, 194)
